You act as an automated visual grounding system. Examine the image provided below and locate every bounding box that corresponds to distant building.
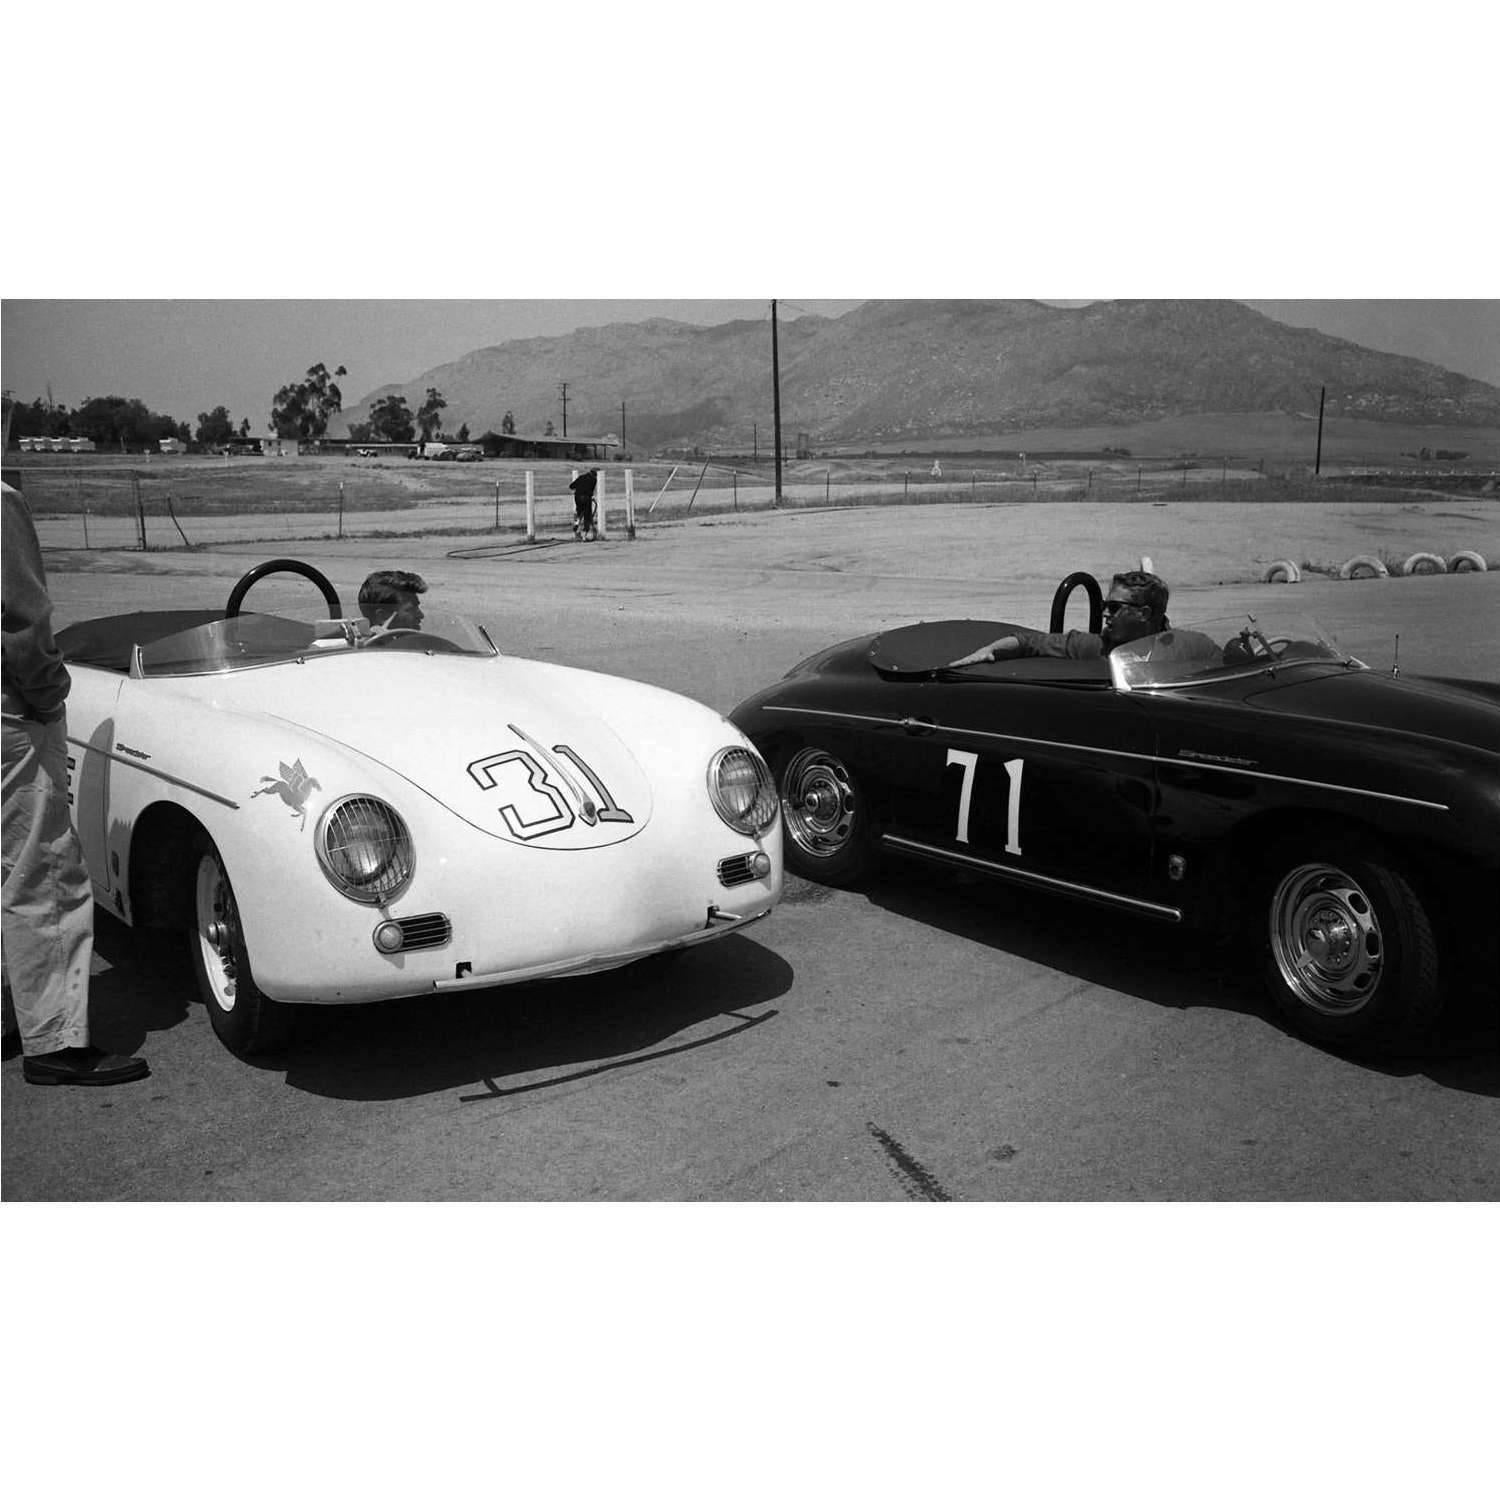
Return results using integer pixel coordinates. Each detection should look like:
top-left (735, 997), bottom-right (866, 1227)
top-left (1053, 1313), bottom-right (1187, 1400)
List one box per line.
top-left (481, 433), bottom-right (618, 462)
top-left (17, 436), bottom-right (94, 453)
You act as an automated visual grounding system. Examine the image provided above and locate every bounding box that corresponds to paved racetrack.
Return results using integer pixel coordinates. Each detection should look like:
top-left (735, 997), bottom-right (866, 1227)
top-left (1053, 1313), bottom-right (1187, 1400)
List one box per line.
top-left (3, 499), bottom-right (1497, 1200)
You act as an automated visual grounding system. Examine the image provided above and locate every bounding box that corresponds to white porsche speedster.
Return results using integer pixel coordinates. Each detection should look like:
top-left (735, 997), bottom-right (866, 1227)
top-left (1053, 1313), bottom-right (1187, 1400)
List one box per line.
top-left (56, 559), bottom-right (783, 1056)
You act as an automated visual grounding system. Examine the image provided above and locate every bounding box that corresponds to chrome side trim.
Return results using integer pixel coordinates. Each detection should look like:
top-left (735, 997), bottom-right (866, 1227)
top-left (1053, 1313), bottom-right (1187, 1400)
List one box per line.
top-left (766, 703), bottom-right (1156, 764)
top-left (1161, 761), bottom-right (1449, 812)
top-left (882, 834), bottom-right (1183, 921)
top-left (763, 705), bottom-right (1450, 811)
top-left (65, 739), bottom-right (240, 810)
top-left (765, 705), bottom-right (898, 730)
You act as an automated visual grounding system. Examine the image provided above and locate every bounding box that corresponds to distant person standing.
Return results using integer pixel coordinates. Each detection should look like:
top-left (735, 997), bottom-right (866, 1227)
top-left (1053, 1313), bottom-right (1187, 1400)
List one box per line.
top-left (569, 468), bottom-right (599, 541)
top-left (2, 482), bottom-right (148, 1085)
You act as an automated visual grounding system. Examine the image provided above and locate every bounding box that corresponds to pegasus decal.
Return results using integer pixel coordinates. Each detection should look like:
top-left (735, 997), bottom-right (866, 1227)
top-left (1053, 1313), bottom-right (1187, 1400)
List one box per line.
top-left (252, 757), bottom-right (321, 830)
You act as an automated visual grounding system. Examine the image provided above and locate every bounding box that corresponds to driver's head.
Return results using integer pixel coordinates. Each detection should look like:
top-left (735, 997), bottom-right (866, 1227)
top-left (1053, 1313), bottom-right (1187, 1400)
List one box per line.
top-left (358, 569), bottom-right (427, 630)
top-left (1101, 570), bottom-right (1168, 652)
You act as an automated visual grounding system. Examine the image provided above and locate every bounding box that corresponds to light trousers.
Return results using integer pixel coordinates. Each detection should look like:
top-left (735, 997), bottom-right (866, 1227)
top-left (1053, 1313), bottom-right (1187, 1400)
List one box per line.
top-left (2, 715), bottom-right (93, 1056)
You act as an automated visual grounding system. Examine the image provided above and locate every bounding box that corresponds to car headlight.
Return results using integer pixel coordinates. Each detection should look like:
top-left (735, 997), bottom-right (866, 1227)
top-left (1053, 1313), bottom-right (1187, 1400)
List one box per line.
top-left (708, 745), bottom-right (778, 835)
top-left (316, 795), bottom-right (415, 904)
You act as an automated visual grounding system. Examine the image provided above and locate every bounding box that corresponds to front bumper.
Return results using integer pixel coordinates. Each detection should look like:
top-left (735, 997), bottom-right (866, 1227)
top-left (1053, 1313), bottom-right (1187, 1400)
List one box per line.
top-left (430, 904), bottom-right (773, 991)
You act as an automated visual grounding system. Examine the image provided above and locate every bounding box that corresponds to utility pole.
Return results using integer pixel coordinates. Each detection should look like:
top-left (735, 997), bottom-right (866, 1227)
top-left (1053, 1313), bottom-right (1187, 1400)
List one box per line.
top-left (558, 381), bottom-right (570, 439)
top-left (1314, 385), bottom-right (1326, 476)
top-left (771, 300), bottom-right (783, 507)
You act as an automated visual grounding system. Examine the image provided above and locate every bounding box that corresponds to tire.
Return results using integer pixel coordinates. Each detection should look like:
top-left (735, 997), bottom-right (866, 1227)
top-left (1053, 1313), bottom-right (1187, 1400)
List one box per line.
top-left (1262, 559), bottom-right (1301, 584)
top-left (1259, 834), bottom-right (1443, 1052)
top-left (1399, 551), bottom-right (1446, 576)
top-left (1448, 550), bottom-right (1487, 573)
top-left (190, 834), bottom-right (292, 1057)
top-left (1338, 554), bottom-right (1388, 580)
top-left (777, 746), bottom-right (876, 887)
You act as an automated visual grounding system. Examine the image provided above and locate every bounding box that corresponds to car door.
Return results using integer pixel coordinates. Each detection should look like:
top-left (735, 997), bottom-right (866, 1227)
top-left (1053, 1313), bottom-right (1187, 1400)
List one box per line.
top-left (877, 668), bottom-right (1175, 920)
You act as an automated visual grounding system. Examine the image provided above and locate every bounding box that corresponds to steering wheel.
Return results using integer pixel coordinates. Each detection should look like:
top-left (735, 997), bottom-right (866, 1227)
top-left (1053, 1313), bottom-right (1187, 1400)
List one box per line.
top-left (1049, 571), bottom-right (1104, 635)
top-left (225, 559), bottom-right (342, 619)
top-left (1230, 627), bottom-right (1288, 660)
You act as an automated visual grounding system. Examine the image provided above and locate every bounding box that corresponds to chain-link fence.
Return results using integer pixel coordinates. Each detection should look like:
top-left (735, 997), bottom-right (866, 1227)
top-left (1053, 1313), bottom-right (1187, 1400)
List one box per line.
top-left (10, 452), bottom-right (1293, 552)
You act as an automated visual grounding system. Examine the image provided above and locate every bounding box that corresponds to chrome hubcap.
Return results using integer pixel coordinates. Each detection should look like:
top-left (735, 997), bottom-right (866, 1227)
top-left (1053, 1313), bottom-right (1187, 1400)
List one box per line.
top-left (782, 749), bottom-right (857, 859)
top-left (195, 854), bottom-right (239, 1011)
top-left (1270, 863), bottom-right (1383, 1015)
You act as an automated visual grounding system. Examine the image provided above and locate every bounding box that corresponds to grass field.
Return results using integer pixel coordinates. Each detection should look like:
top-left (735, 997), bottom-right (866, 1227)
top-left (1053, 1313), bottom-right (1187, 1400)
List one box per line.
top-left (853, 414), bottom-right (1500, 465)
top-left (8, 447), bottom-right (1496, 517)
top-left (6, 430), bottom-right (1497, 562)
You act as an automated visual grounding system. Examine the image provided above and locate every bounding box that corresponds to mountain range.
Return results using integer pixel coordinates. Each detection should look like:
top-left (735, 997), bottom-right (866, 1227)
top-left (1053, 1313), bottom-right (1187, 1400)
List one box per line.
top-left (335, 300), bottom-right (1500, 451)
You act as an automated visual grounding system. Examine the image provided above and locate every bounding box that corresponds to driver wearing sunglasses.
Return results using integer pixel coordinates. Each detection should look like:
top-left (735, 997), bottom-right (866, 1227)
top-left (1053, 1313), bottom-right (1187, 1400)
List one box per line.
top-left (949, 570), bottom-right (1169, 665)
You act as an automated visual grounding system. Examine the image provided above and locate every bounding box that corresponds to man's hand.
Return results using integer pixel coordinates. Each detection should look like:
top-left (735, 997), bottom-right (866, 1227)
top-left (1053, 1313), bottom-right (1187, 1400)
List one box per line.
top-left (948, 635), bottom-right (1019, 667)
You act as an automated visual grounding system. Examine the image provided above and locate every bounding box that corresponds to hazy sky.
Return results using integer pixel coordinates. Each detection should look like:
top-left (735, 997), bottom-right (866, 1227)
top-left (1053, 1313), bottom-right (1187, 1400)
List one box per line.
top-left (4, 299), bottom-right (1497, 432)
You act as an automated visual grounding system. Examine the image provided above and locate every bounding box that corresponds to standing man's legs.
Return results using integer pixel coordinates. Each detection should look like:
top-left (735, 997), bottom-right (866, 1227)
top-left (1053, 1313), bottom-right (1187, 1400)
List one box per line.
top-left (2, 717), bottom-right (92, 1055)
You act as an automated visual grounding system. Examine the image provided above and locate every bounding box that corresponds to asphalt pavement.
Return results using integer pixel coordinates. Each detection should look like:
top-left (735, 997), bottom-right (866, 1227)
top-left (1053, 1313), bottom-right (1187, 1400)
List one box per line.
top-left (4, 500), bottom-right (1497, 1200)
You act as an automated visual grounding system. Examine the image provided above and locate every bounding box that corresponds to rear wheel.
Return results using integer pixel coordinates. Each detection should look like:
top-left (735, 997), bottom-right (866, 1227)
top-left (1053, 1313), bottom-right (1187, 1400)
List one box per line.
top-left (191, 835), bottom-right (291, 1056)
top-left (1260, 835), bottom-right (1442, 1052)
top-left (778, 746), bottom-right (876, 886)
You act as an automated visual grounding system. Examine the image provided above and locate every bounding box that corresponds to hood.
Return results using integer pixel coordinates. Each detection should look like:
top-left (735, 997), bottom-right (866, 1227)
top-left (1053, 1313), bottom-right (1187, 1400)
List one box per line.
top-left (1242, 668), bottom-right (1500, 758)
top-left (198, 654), bottom-right (655, 848)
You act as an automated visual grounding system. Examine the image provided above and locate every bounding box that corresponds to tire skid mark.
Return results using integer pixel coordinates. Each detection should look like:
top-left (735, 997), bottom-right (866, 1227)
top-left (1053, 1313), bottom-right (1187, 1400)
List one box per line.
top-left (866, 1121), bottom-right (957, 1202)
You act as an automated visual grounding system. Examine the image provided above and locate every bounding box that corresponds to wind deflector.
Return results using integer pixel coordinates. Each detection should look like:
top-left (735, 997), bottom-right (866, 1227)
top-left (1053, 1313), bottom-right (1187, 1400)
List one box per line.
top-left (56, 611), bottom-right (226, 673)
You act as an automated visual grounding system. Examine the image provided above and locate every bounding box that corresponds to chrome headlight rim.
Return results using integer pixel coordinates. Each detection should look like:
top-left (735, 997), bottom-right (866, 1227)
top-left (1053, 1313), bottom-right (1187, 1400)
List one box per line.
top-left (315, 793), bottom-right (416, 906)
top-left (707, 744), bottom-right (779, 836)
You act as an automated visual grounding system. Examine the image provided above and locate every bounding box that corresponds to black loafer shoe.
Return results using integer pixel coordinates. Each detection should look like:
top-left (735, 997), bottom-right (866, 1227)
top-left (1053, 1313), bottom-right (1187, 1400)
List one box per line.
top-left (23, 1045), bottom-right (150, 1086)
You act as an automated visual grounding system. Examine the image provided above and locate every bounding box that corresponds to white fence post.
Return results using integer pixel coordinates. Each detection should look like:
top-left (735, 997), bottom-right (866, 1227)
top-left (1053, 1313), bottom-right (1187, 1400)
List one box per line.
top-left (525, 470), bottom-right (536, 541)
top-left (625, 469), bottom-right (636, 539)
top-left (597, 470), bottom-right (608, 539)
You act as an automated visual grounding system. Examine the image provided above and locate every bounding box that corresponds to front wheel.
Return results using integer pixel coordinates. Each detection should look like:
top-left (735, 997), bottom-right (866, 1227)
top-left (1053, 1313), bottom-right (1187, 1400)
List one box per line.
top-left (1260, 836), bottom-right (1442, 1052)
top-left (191, 835), bottom-right (291, 1056)
top-left (778, 746), bottom-right (876, 886)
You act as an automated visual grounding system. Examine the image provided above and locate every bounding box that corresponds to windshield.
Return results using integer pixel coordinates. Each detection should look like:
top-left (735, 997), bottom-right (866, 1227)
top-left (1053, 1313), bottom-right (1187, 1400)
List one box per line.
top-left (135, 609), bottom-right (497, 678)
top-left (1108, 613), bottom-right (1360, 691)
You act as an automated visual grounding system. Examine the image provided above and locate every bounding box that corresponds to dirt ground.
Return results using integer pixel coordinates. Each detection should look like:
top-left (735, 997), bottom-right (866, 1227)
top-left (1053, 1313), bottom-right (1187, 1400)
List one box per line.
top-left (43, 495), bottom-right (1499, 714)
top-left (46, 493), bottom-right (1500, 624)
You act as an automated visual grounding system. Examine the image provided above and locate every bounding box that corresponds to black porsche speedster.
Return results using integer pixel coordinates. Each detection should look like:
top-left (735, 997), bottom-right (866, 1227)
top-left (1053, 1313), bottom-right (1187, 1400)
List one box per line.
top-left (729, 573), bottom-right (1500, 1052)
